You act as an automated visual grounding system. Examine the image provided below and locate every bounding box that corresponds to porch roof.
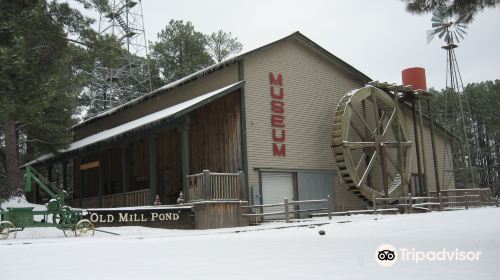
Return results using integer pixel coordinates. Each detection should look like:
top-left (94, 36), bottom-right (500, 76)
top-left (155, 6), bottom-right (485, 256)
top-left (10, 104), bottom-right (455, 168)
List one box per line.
top-left (24, 81), bottom-right (244, 166)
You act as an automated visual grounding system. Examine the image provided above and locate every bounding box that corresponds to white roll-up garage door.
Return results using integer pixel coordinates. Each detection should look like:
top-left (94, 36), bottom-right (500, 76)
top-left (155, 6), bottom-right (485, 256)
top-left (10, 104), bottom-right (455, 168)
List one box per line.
top-left (261, 172), bottom-right (294, 219)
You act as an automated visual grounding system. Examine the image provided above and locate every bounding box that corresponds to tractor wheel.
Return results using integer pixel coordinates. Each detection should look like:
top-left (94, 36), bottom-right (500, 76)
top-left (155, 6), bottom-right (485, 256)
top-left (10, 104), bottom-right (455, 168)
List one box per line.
top-left (75, 219), bottom-right (95, 237)
top-left (0, 221), bottom-right (16, 239)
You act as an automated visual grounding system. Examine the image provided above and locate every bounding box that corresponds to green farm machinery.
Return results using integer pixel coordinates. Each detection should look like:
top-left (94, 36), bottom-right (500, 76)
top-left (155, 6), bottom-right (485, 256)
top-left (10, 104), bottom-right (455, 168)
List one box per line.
top-left (0, 166), bottom-right (94, 239)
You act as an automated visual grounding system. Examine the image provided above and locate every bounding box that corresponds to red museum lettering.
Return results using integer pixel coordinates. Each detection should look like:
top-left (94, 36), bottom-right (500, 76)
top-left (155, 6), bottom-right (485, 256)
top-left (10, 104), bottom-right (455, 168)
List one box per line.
top-left (270, 72), bottom-right (286, 157)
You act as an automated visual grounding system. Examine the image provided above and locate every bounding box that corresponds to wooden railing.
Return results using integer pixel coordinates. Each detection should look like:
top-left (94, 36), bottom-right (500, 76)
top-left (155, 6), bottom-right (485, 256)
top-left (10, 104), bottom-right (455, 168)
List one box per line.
top-left (242, 196), bottom-right (333, 223)
top-left (187, 170), bottom-right (246, 202)
top-left (78, 197), bottom-right (99, 209)
top-left (429, 188), bottom-right (494, 208)
top-left (101, 189), bottom-right (151, 208)
top-left (373, 188), bottom-right (498, 213)
top-left (69, 189), bottom-right (151, 208)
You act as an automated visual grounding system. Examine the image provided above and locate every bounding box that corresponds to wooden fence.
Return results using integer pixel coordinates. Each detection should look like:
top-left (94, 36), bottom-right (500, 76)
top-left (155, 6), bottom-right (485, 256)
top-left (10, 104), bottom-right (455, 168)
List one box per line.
top-left (69, 189), bottom-right (151, 208)
top-left (187, 170), bottom-right (245, 202)
top-left (373, 188), bottom-right (498, 214)
top-left (242, 195), bottom-right (333, 223)
top-left (429, 188), bottom-right (494, 208)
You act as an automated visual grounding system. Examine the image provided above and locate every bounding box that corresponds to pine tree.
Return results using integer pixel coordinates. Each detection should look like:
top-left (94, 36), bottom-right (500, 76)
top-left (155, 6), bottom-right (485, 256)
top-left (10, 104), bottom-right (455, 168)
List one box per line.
top-left (402, 0), bottom-right (499, 23)
top-left (206, 30), bottom-right (243, 63)
top-left (150, 20), bottom-right (214, 84)
top-left (0, 0), bottom-right (105, 198)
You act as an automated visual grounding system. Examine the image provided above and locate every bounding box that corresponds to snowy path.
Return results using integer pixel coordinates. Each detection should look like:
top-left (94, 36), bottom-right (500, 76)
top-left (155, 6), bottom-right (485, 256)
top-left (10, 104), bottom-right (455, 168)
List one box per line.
top-left (1, 208), bottom-right (499, 280)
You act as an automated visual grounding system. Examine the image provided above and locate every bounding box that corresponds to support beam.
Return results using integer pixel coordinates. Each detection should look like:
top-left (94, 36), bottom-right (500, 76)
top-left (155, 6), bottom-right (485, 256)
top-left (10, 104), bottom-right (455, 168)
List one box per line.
top-left (181, 117), bottom-right (190, 201)
top-left (121, 144), bottom-right (129, 193)
top-left (412, 100), bottom-right (423, 195)
top-left (427, 99), bottom-right (441, 194)
top-left (394, 91), bottom-right (406, 196)
top-left (148, 136), bottom-right (158, 205)
top-left (62, 160), bottom-right (68, 191)
top-left (79, 158), bottom-right (83, 208)
top-left (98, 152), bottom-right (103, 208)
top-left (417, 99), bottom-right (429, 196)
top-left (238, 60), bottom-right (249, 199)
top-left (47, 165), bottom-right (53, 184)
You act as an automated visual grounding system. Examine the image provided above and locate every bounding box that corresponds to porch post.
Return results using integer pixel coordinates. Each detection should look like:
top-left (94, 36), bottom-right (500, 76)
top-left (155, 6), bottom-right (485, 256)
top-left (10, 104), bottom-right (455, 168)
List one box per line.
top-left (148, 136), bottom-right (158, 204)
top-left (47, 165), bottom-right (53, 184)
top-left (62, 160), bottom-right (68, 191)
top-left (79, 158), bottom-right (83, 208)
top-left (98, 152), bottom-right (103, 208)
top-left (121, 144), bottom-right (129, 193)
top-left (181, 116), bottom-right (190, 200)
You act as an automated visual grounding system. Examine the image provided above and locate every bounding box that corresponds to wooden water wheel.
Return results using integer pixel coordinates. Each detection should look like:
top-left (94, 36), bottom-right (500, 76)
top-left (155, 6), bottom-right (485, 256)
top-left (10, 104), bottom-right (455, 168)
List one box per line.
top-left (331, 86), bottom-right (412, 200)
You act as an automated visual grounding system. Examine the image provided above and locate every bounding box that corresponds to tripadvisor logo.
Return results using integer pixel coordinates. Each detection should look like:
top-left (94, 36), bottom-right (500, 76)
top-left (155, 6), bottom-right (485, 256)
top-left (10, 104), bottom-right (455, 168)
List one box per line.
top-left (375, 244), bottom-right (482, 267)
top-left (375, 244), bottom-right (397, 267)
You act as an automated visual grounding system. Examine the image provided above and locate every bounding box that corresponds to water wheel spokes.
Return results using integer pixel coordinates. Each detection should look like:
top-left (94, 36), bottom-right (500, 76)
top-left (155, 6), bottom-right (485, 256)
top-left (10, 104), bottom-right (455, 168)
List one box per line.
top-left (332, 86), bottom-right (412, 201)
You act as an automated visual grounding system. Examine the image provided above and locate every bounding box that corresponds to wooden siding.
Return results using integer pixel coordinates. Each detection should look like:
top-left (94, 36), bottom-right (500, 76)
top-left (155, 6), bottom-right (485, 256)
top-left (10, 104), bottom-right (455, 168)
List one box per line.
top-left (127, 138), bottom-right (149, 191)
top-left (243, 37), bottom-right (364, 202)
top-left (74, 64), bottom-right (239, 140)
top-left (243, 36), bottom-right (455, 210)
top-left (405, 109), bottom-right (455, 193)
top-left (102, 147), bottom-right (122, 196)
top-left (80, 154), bottom-right (99, 198)
top-left (157, 128), bottom-right (182, 204)
top-left (189, 91), bottom-right (242, 174)
top-left (193, 201), bottom-right (248, 229)
top-left (71, 91), bottom-right (242, 206)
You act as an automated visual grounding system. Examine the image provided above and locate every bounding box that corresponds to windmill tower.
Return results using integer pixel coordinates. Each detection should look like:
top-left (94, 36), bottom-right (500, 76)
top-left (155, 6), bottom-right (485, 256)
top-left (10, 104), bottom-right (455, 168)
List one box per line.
top-left (426, 10), bottom-right (478, 188)
top-left (88, 0), bottom-right (152, 115)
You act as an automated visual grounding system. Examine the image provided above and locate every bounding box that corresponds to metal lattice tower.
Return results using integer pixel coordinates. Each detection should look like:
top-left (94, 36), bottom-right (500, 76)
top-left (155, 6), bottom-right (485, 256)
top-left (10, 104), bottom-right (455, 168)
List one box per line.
top-left (427, 10), bottom-right (478, 188)
top-left (88, 0), bottom-right (152, 116)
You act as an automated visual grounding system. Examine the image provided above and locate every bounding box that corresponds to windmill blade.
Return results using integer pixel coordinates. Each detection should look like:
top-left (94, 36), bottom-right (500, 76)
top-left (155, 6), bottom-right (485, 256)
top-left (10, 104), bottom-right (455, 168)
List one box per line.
top-left (431, 10), bottom-right (444, 22)
top-left (438, 29), bottom-right (447, 39)
top-left (426, 30), bottom-right (435, 44)
top-left (429, 26), bottom-right (445, 36)
top-left (456, 29), bottom-right (465, 40)
top-left (453, 31), bottom-right (460, 43)
top-left (431, 15), bottom-right (444, 23)
top-left (426, 26), bottom-right (445, 43)
top-left (457, 27), bottom-right (468, 35)
top-left (432, 22), bottom-right (445, 27)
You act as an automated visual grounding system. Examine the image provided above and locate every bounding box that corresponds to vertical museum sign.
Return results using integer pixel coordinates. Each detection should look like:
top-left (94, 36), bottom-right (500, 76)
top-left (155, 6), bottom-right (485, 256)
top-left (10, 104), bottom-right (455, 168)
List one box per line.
top-left (270, 72), bottom-right (286, 156)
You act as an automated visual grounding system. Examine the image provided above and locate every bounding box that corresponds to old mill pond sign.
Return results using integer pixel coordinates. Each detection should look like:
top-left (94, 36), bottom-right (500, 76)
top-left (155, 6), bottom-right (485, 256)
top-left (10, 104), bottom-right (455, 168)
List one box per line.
top-left (83, 206), bottom-right (195, 229)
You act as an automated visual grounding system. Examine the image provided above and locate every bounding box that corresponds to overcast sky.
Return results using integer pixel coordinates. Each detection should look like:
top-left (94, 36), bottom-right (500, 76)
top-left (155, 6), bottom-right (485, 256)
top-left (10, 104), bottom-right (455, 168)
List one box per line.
top-left (118, 1), bottom-right (499, 90)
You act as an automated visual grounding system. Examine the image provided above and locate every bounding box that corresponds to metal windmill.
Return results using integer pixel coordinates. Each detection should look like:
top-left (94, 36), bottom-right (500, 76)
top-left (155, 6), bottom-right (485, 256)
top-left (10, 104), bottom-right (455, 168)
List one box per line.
top-left (88, 0), bottom-right (152, 116)
top-left (426, 9), bottom-right (478, 188)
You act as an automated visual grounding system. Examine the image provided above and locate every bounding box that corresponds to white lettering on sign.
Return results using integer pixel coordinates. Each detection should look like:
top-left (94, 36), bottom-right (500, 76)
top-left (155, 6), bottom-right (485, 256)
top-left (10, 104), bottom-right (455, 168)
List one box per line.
top-left (89, 211), bottom-right (181, 223)
top-left (119, 213), bottom-right (129, 222)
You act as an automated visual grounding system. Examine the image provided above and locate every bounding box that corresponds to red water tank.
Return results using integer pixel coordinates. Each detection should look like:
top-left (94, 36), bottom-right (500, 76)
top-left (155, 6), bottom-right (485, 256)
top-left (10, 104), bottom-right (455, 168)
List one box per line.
top-left (402, 67), bottom-right (427, 91)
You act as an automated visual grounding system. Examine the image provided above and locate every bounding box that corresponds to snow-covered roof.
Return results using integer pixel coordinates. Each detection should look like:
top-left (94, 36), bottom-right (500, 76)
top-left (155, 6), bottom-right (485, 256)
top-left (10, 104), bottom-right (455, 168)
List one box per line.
top-left (24, 81), bottom-right (244, 166)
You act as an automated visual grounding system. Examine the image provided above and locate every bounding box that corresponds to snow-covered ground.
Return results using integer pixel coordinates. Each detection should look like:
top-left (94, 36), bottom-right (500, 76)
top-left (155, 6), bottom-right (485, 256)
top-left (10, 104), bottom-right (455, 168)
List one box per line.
top-left (1, 201), bottom-right (499, 280)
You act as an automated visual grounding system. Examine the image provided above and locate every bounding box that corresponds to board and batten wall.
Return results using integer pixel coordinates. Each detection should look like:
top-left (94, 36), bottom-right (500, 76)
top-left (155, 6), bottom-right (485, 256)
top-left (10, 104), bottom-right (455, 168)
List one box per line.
top-left (242, 37), bottom-right (366, 208)
top-left (75, 64), bottom-right (239, 140)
